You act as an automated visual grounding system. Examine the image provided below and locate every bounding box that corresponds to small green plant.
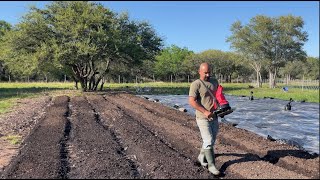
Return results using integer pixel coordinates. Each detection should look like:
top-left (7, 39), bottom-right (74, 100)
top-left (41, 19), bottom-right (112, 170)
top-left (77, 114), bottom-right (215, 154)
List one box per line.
top-left (0, 99), bottom-right (15, 114)
top-left (5, 135), bottom-right (22, 145)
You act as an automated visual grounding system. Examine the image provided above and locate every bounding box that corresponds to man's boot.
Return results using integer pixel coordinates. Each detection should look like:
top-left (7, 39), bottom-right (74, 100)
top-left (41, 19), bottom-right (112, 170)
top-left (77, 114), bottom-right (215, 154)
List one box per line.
top-left (198, 148), bottom-right (208, 167)
top-left (204, 148), bottom-right (220, 175)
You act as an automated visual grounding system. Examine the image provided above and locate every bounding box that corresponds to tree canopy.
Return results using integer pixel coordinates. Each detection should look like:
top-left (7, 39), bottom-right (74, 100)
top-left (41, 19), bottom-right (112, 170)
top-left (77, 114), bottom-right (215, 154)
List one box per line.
top-left (227, 15), bottom-right (308, 88)
top-left (0, 1), bottom-right (163, 90)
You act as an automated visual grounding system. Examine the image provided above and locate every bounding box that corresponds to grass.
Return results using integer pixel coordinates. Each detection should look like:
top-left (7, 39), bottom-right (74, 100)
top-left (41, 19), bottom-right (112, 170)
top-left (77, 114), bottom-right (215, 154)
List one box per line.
top-left (0, 82), bottom-right (75, 98)
top-left (0, 81), bottom-right (318, 114)
top-left (5, 135), bottom-right (22, 145)
top-left (221, 83), bottom-right (319, 103)
top-left (0, 82), bottom-right (79, 114)
top-left (0, 100), bottom-right (13, 114)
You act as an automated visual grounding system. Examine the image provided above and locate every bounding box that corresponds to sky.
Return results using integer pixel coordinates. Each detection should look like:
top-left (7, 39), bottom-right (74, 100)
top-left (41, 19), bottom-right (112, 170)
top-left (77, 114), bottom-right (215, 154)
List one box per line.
top-left (0, 1), bottom-right (319, 57)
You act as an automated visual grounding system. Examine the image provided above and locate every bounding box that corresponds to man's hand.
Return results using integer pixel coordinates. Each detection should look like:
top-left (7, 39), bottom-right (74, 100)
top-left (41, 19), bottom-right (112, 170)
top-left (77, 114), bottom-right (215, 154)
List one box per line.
top-left (204, 110), bottom-right (213, 119)
top-left (189, 96), bottom-right (214, 121)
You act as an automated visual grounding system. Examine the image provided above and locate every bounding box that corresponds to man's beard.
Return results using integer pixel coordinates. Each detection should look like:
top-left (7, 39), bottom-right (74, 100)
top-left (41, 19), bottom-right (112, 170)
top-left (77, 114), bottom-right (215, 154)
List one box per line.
top-left (204, 76), bottom-right (210, 81)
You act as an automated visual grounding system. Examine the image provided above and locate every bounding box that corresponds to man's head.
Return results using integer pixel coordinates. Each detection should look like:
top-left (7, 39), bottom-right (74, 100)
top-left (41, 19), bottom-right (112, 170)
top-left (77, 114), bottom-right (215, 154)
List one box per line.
top-left (198, 62), bottom-right (211, 81)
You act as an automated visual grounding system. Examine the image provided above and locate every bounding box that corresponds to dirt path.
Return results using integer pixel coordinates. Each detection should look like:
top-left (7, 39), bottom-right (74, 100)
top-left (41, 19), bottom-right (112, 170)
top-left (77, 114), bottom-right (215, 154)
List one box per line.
top-left (0, 93), bottom-right (319, 179)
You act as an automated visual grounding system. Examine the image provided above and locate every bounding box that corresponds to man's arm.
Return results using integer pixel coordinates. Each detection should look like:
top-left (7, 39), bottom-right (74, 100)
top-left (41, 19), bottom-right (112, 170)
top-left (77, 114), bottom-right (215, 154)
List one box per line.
top-left (188, 96), bottom-right (213, 118)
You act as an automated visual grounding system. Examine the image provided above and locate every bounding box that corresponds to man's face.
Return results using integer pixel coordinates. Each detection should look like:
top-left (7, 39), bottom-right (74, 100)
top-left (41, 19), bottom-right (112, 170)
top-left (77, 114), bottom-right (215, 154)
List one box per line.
top-left (199, 65), bottom-right (211, 81)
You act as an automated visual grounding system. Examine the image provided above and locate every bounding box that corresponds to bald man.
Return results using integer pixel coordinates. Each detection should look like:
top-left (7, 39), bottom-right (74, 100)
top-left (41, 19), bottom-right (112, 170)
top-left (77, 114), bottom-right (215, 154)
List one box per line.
top-left (188, 62), bottom-right (220, 175)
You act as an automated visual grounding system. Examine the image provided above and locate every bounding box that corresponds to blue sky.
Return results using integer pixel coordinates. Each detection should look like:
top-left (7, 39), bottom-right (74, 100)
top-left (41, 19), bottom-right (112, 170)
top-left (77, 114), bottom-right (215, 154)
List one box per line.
top-left (0, 1), bottom-right (319, 57)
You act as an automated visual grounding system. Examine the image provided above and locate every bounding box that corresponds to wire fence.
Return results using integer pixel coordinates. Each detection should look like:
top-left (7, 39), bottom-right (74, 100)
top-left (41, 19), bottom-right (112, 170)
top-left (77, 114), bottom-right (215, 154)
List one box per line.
top-left (251, 79), bottom-right (319, 90)
top-left (1, 75), bottom-right (319, 91)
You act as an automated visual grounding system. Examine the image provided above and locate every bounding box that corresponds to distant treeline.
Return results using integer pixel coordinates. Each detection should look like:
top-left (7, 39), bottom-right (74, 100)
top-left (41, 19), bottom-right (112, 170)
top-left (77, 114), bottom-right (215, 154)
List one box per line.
top-left (0, 1), bottom-right (318, 91)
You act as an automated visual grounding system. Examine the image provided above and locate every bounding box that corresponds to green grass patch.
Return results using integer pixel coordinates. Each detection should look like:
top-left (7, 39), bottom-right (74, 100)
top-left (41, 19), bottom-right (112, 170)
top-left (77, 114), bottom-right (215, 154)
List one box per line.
top-left (5, 135), bottom-right (22, 145)
top-left (0, 99), bottom-right (14, 114)
top-left (0, 82), bottom-right (75, 99)
top-left (221, 83), bottom-right (319, 103)
top-left (0, 82), bottom-right (78, 114)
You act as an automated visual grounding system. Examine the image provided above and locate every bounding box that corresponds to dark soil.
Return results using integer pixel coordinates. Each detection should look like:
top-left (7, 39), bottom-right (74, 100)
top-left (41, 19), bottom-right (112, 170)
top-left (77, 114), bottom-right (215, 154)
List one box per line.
top-left (0, 92), bottom-right (319, 179)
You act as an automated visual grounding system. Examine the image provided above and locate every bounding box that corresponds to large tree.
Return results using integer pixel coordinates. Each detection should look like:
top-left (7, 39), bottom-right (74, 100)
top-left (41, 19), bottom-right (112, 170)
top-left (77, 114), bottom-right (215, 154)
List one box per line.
top-left (1, 1), bottom-right (163, 90)
top-left (227, 15), bottom-right (308, 88)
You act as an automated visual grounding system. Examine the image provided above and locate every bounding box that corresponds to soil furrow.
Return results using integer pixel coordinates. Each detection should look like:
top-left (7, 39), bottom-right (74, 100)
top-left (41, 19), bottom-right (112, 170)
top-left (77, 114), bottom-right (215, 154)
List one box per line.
top-left (118, 93), bottom-right (197, 128)
top-left (86, 96), bottom-right (141, 178)
top-left (119, 93), bottom-right (319, 178)
top-left (103, 94), bottom-right (253, 178)
top-left (104, 94), bottom-right (201, 158)
top-left (87, 94), bottom-right (215, 179)
top-left (1, 93), bottom-right (318, 179)
top-left (218, 124), bottom-right (319, 178)
top-left (0, 96), bottom-right (52, 174)
top-left (67, 96), bottom-right (135, 179)
top-left (58, 97), bottom-right (72, 179)
top-left (2, 96), bottom-right (69, 179)
top-left (104, 93), bottom-right (311, 179)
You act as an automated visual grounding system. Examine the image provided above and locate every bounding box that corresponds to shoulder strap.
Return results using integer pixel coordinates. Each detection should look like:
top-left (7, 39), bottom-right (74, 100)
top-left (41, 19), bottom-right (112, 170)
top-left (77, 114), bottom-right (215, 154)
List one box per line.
top-left (198, 79), bottom-right (220, 109)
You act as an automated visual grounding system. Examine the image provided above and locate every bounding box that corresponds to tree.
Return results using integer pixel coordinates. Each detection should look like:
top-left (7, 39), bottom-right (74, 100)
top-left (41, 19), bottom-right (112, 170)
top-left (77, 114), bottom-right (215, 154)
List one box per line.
top-left (0, 20), bottom-right (11, 37)
top-left (227, 15), bottom-right (308, 88)
top-left (305, 57), bottom-right (319, 80)
top-left (1, 1), bottom-right (163, 90)
top-left (279, 61), bottom-right (300, 84)
top-left (154, 45), bottom-right (193, 81)
top-left (0, 20), bottom-right (12, 81)
top-left (184, 50), bottom-right (238, 82)
top-left (228, 53), bottom-right (254, 83)
top-left (226, 19), bottom-right (267, 87)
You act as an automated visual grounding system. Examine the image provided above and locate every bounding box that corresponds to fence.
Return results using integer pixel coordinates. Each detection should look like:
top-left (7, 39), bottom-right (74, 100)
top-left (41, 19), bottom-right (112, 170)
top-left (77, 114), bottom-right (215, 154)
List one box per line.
top-left (251, 79), bottom-right (319, 90)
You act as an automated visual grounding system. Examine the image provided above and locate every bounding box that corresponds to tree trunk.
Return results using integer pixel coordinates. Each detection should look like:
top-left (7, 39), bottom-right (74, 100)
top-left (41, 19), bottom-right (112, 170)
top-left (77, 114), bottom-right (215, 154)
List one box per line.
top-left (269, 69), bottom-right (277, 88)
top-left (256, 71), bottom-right (260, 87)
top-left (74, 81), bottom-right (78, 90)
top-left (286, 74), bottom-right (289, 85)
top-left (100, 77), bottom-right (105, 91)
top-left (258, 72), bottom-right (262, 88)
top-left (249, 61), bottom-right (262, 88)
top-left (93, 77), bottom-right (102, 91)
top-left (269, 70), bottom-right (273, 88)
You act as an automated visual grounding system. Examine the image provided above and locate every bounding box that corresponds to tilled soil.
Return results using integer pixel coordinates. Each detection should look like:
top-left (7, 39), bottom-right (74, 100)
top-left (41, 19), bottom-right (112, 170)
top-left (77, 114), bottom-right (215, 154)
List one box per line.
top-left (0, 92), bottom-right (319, 179)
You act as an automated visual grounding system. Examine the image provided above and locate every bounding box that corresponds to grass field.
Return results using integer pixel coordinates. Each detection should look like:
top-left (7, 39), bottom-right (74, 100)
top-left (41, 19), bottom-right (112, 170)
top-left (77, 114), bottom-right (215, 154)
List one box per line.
top-left (0, 82), bottom-right (77, 114)
top-left (0, 81), bottom-right (318, 114)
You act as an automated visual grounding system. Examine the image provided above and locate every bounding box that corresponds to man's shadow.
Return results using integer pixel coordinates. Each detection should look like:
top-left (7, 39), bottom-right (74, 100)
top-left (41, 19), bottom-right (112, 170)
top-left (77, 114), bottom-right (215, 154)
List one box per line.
top-left (215, 149), bottom-right (319, 178)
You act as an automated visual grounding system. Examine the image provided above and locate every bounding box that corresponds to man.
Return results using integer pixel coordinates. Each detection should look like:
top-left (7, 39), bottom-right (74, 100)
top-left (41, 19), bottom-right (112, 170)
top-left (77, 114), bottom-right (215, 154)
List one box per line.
top-left (188, 62), bottom-right (220, 175)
